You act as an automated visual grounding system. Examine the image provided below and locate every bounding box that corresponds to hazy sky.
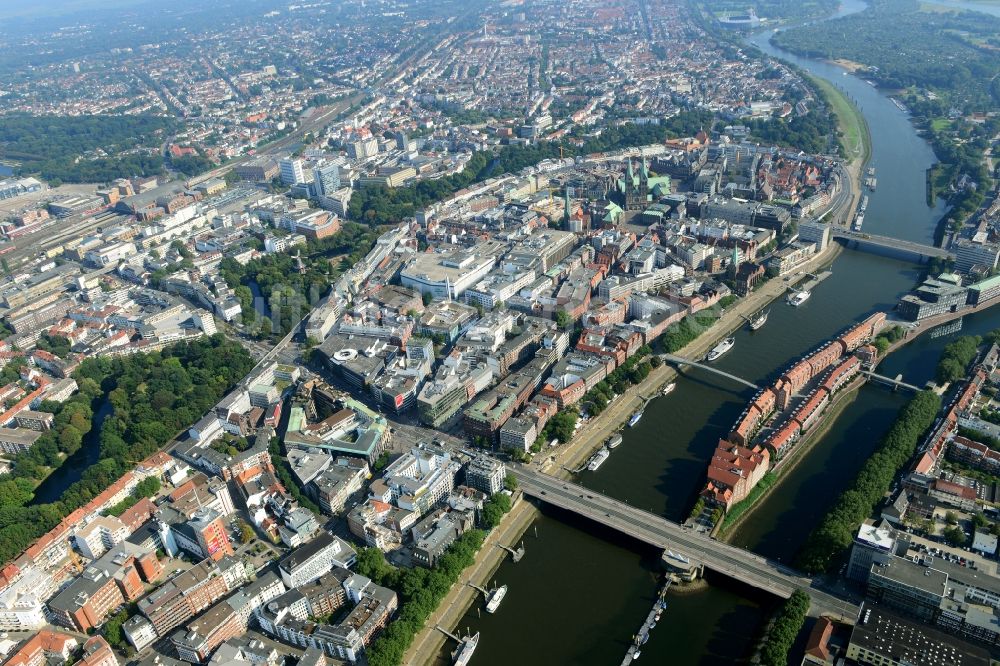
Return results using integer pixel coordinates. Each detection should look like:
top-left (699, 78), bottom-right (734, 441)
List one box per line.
top-left (0, 0), bottom-right (150, 21)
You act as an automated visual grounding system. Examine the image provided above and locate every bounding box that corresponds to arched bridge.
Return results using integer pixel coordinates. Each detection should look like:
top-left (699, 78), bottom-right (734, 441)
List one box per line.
top-left (512, 466), bottom-right (860, 620)
top-left (661, 353), bottom-right (759, 390)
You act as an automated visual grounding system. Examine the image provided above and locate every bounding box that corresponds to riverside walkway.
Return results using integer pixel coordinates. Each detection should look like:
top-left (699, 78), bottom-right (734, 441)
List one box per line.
top-left (512, 466), bottom-right (860, 620)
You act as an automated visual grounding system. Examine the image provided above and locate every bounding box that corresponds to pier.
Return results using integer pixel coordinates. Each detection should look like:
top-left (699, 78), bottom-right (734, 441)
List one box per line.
top-left (794, 270), bottom-right (833, 292)
top-left (434, 624), bottom-right (461, 643)
top-left (621, 580), bottom-right (671, 665)
top-left (465, 582), bottom-right (488, 598)
top-left (496, 542), bottom-right (525, 562)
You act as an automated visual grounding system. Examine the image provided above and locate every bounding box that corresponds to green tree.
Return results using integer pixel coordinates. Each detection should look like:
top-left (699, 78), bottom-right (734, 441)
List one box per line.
top-left (554, 309), bottom-right (571, 329)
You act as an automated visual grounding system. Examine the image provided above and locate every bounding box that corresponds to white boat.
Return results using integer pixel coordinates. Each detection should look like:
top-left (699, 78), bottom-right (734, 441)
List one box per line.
top-left (628, 410), bottom-right (643, 427)
top-left (787, 290), bottom-right (811, 307)
top-left (748, 309), bottom-right (769, 331)
top-left (860, 195), bottom-right (869, 211)
top-left (661, 382), bottom-right (676, 396)
top-left (853, 213), bottom-right (864, 231)
top-left (706, 338), bottom-right (735, 361)
top-left (587, 447), bottom-right (610, 471)
top-left (608, 434), bottom-right (623, 449)
top-left (453, 632), bottom-right (479, 666)
top-left (633, 651), bottom-right (641, 660)
top-left (485, 584), bottom-right (507, 613)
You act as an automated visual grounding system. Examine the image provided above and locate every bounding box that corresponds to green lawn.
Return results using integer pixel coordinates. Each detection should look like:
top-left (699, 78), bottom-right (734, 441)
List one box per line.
top-left (809, 74), bottom-right (870, 164)
top-left (931, 117), bottom-right (952, 131)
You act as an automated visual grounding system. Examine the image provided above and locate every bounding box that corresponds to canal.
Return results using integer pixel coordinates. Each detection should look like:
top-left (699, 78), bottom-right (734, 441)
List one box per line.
top-left (434, 3), bottom-right (985, 664)
top-left (31, 399), bottom-right (112, 505)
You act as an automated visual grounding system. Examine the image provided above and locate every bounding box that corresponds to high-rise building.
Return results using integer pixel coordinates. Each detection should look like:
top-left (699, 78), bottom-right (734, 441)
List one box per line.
top-left (313, 164), bottom-right (341, 197)
top-left (280, 159), bottom-right (306, 186)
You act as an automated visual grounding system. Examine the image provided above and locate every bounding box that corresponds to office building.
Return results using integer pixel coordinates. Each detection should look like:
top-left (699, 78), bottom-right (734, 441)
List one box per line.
top-left (465, 456), bottom-right (506, 496)
top-left (280, 159), bottom-right (306, 186)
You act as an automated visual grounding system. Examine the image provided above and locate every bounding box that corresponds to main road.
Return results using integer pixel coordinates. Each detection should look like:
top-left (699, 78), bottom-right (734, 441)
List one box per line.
top-left (512, 466), bottom-right (861, 621)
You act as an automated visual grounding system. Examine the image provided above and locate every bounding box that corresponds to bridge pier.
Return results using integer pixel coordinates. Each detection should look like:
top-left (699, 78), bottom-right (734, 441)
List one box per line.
top-left (662, 549), bottom-right (704, 583)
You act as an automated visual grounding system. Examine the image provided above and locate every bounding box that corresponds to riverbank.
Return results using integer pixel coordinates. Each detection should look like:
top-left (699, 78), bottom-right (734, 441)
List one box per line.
top-left (808, 73), bottom-right (871, 171)
top-left (404, 495), bottom-right (541, 665)
top-left (717, 375), bottom-right (865, 540)
top-left (543, 240), bottom-right (845, 479)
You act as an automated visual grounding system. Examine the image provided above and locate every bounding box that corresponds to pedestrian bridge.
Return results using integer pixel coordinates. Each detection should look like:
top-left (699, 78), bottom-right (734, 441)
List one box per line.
top-left (862, 371), bottom-right (922, 393)
top-left (661, 353), bottom-right (759, 390)
top-left (831, 230), bottom-right (952, 264)
top-left (512, 466), bottom-right (860, 620)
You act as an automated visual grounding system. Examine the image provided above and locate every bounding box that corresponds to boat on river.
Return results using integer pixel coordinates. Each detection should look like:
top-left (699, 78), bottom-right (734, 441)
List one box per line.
top-left (706, 337), bottom-right (735, 361)
top-left (787, 290), bottom-right (811, 307)
top-left (485, 584), bottom-right (507, 613)
top-left (748, 309), bottom-right (769, 331)
top-left (587, 447), bottom-right (610, 471)
top-left (453, 632), bottom-right (479, 666)
top-left (628, 410), bottom-right (643, 427)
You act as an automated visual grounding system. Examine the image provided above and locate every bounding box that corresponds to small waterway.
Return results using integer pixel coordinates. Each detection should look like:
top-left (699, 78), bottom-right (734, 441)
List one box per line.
top-left (31, 399), bottom-right (112, 504)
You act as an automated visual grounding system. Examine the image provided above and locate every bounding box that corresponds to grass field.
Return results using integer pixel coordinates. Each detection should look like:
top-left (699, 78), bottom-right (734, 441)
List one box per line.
top-left (808, 74), bottom-right (871, 165)
top-left (931, 117), bottom-right (953, 131)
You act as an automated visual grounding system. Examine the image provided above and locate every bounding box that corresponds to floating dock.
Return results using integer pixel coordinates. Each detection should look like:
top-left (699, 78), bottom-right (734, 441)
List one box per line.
top-left (621, 580), bottom-right (671, 665)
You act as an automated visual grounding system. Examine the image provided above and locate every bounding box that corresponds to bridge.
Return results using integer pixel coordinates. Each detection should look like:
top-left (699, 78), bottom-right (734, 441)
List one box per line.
top-left (831, 229), bottom-right (953, 264)
top-left (862, 371), bottom-right (922, 393)
top-left (512, 466), bottom-right (860, 620)
top-left (661, 354), bottom-right (760, 390)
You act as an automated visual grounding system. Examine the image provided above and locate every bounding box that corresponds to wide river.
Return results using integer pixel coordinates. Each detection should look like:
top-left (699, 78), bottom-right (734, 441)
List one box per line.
top-left (434, 2), bottom-right (1000, 664)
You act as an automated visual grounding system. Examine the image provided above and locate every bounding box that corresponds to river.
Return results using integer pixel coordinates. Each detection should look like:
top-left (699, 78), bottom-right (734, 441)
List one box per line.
top-left (432, 3), bottom-right (989, 664)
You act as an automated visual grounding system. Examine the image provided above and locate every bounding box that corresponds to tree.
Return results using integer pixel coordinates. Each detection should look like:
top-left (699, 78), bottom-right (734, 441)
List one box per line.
top-left (543, 410), bottom-right (578, 444)
top-left (481, 493), bottom-right (511, 529)
top-left (237, 519), bottom-right (256, 545)
top-left (554, 309), bottom-right (571, 330)
top-left (759, 590), bottom-right (810, 666)
top-left (945, 510), bottom-right (959, 526)
top-left (422, 292), bottom-right (433, 306)
top-left (943, 526), bottom-right (967, 547)
top-left (101, 609), bottom-right (130, 649)
top-left (504, 475), bottom-right (518, 492)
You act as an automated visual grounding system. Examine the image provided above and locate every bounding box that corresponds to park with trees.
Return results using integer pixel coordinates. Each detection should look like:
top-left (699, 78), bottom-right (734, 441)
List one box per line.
top-left (0, 335), bottom-right (253, 567)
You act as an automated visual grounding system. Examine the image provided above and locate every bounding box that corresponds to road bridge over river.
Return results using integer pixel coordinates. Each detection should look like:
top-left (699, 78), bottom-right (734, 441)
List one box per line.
top-left (511, 466), bottom-right (860, 620)
top-left (831, 229), bottom-right (952, 264)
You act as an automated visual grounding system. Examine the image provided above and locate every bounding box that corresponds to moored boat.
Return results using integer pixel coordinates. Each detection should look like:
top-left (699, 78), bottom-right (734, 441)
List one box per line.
top-left (485, 584), bottom-right (507, 613)
top-left (453, 632), bottom-right (479, 666)
top-left (587, 447), bottom-right (610, 471)
top-left (706, 337), bottom-right (735, 361)
top-left (787, 290), bottom-right (811, 307)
